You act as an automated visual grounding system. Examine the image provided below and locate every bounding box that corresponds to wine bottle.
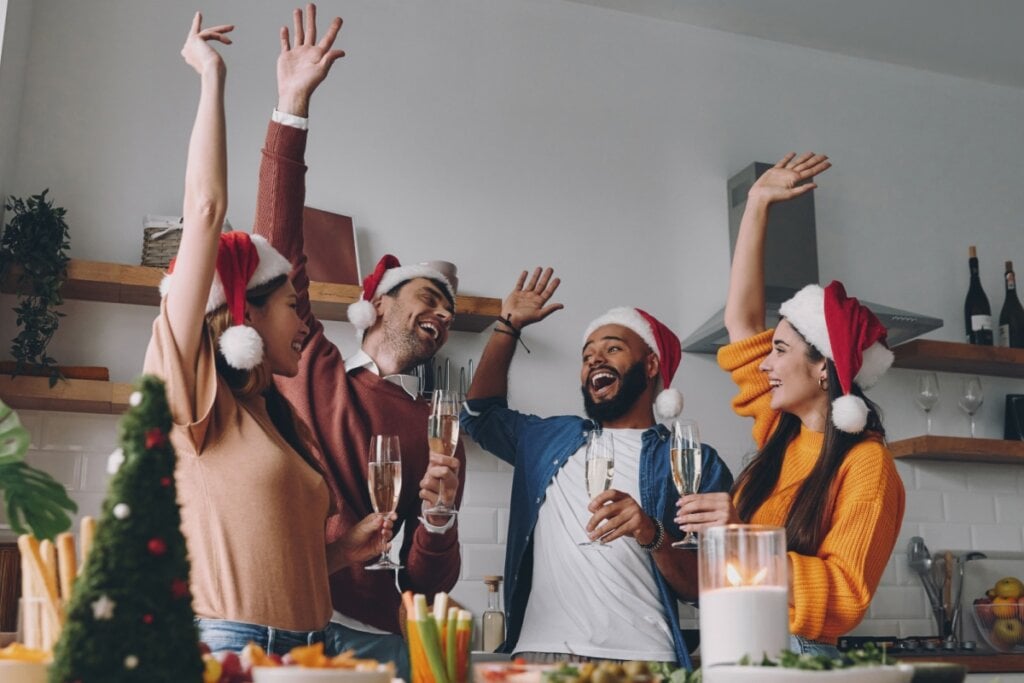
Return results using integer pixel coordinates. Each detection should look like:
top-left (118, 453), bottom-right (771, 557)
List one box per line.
top-left (964, 246), bottom-right (993, 345)
top-left (999, 260), bottom-right (1024, 348)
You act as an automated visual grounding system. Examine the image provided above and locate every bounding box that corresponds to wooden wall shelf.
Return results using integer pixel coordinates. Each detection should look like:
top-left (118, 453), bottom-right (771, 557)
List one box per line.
top-left (890, 435), bottom-right (1024, 464)
top-left (892, 339), bottom-right (1024, 378)
top-left (0, 376), bottom-right (133, 414)
top-left (2, 259), bottom-right (503, 333)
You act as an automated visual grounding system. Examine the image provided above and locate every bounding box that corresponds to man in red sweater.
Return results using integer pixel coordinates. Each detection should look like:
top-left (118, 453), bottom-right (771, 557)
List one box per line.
top-left (252, 6), bottom-right (465, 675)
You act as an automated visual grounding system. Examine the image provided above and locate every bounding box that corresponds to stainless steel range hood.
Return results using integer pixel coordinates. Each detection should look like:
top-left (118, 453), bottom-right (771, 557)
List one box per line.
top-left (681, 162), bottom-right (943, 354)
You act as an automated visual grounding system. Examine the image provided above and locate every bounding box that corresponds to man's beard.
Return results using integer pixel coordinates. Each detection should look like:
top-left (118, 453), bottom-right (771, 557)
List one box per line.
top-left (581, 361), bottom-right (649, 424)
top-left (380, 307), bottom-right (438, 373)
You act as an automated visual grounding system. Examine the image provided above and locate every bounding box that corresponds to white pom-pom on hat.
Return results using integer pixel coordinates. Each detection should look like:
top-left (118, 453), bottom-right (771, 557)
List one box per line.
top-left (831, 394), bottom-right (869, 433)
top-left (218, 325), bottom-right (265, 370)
top-left (347, 299), bottom-right (378, 331)
top-left (655, 387), bottom-right (684, 420)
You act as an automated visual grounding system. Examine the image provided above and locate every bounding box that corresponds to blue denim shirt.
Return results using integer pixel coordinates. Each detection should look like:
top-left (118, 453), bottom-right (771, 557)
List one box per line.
top-left (461, 397), bottom-right (733, 669)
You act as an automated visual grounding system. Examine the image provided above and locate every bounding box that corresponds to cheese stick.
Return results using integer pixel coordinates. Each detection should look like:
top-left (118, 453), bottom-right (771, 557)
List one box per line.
top-left (79, 516), bottom-right (96, 572)
top-left (56, 532), bottom-right (77, 601)
top-left (17, 535), bottom-right (63, 630)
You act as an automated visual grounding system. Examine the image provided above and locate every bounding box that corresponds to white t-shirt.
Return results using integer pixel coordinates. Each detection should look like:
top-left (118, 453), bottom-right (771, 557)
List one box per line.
top-left (514, 428), bottom-right (676, 661)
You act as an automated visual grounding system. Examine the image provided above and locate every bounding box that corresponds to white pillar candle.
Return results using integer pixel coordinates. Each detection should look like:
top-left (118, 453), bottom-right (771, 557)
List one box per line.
top-left (699, 584), bottom-right (789, 668)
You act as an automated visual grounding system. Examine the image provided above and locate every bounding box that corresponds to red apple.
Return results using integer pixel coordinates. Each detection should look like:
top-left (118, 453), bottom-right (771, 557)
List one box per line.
top-left (976, 597), bottom-right (996, 628)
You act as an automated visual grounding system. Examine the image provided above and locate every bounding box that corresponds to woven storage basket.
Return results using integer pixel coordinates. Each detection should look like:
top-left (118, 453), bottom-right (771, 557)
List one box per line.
top-left (141, 225), bottom-right (182, 268)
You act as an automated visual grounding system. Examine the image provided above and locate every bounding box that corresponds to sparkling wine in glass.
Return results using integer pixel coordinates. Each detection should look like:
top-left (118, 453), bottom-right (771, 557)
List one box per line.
top-left (958, 376), bottom-right (984, 438)
top-left (915, 373), bottom-right (940, 435)
top-left (366, 434), bottom-right (403, 571)
top-left (424, 389), bottom-right (460, 521)
top-left (671, 419), bottom-right (702, 549)
top-left (580, 429), bottom-right (614, 547)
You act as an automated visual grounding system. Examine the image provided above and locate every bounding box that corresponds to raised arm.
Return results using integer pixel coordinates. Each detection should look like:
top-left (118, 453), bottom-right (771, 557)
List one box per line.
top-left (723, 152), bottom-right (831, 342)
top-left (277, 3), bottom-right (345, 117)
top-left (164, 14), bottom-right (233, 375)
top-left (466, 268), bottom-right (563, 401)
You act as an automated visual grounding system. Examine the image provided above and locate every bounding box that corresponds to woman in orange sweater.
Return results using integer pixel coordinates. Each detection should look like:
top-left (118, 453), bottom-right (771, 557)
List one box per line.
top-left (675, 153), bottom-right (905, 656)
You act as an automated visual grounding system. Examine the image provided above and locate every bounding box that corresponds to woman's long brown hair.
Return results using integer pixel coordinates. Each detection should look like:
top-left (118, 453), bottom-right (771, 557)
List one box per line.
top-left (206, 274), bottom-right (324, 479)
top-left (732, 329), bottom-right (885, 556)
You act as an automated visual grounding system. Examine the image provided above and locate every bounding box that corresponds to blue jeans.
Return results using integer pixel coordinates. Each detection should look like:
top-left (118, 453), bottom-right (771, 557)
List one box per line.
top-left (196, 618), bottom-right (327, 657)
top-left (325, 622), bottom-right (410, 681)
top-left (789, 634), bottom-right (841, 659)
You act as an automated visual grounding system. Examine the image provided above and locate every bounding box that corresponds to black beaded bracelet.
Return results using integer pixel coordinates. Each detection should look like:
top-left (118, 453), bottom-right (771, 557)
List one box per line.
top-left (494, 315), bottom-right (531, 353)
top-left (638, 518), bottom-right (665, 552)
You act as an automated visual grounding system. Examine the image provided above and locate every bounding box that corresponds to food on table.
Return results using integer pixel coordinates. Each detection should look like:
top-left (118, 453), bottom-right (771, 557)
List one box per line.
top-left (200, 642), bottom-right (391, 683)
top-left (972, 575), bottom-right (1024, 652)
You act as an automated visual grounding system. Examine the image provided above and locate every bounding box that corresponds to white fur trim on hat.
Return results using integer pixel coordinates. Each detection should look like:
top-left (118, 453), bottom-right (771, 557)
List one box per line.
top-left (218, 325), bottom-right (265, 370)
top-left (832, 393), bottom-right (869, 433)
top-left (583, 307), bottom-right (659, 357)
top-left (376, 264), bottom-right (455, 306)
top-left (655, 388), bottom-right (684, 420)
top-left (347, 299), bottom-right (378, 331)
top-left (778, 284), bottom-right (833, 360)
top-left (854, 342), bottom-right (894, 389)
top-left (158, 234), bottom-right (293, 314)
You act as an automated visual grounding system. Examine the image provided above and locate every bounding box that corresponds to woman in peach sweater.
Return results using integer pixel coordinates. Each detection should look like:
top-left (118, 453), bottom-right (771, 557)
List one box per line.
top-left (675, 153), bottom-right (905, 656)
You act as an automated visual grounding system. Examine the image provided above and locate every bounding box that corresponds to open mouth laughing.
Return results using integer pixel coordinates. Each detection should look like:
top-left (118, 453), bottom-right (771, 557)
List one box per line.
top-left (587, 367), bottom-right (620, 400)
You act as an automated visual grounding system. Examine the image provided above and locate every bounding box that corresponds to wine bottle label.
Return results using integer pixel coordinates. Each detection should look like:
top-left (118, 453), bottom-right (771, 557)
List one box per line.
top-left (971, 314), bottom-right (993, 331)
top-left (999, 324), bottom-right (1011, 347)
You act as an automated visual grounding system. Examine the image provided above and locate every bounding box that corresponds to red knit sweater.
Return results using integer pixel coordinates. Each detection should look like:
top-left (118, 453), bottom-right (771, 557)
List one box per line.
top-left (254, 121), bottom-right (465, 634)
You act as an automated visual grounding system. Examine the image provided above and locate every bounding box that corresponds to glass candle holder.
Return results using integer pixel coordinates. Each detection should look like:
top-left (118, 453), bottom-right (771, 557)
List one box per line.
top-left (698, 525), bottom-right (790, 669)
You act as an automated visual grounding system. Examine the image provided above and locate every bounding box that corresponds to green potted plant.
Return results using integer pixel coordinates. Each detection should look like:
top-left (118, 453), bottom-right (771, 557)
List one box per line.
top-left (0, 190), bottom-right (70, 386)
top-left (0, 398), bottom-right (76, 541)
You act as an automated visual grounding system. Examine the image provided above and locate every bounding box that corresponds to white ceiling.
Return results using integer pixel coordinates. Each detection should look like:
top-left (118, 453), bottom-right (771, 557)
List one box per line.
top-left (565, 0), bottom-right (1024, 90)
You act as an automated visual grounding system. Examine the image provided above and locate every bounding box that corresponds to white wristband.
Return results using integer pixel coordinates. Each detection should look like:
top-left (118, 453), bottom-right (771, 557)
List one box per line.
top-left (418, 509), bottom-right (457, 534)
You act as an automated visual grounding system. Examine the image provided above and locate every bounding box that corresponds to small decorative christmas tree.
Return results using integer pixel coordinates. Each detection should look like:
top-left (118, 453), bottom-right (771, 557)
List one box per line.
top-left (50, 375), bottom-right (203, 682)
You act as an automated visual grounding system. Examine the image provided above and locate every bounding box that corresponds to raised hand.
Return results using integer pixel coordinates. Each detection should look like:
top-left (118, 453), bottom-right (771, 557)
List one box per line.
top-left (277, 3), bottom-right (345, 116)
top-left (586, 490), bottom-right (657, 546)
top-left (181, 12), bottom-right (234, 76)
top-left (331, 511), bottom-right (396, 568)
top-left (674, 491), bottom-right (740, 533)
top-left (502, 268), bottom-right (564, 330)
top-left (748, 152), bottom-right (831, 206)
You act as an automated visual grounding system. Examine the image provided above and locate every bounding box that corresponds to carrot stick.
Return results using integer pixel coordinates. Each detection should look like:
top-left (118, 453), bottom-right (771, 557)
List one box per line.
top-left (456, 610), bottom-right (472, 683)
top-left (415, 594), bottom-right (450, 683)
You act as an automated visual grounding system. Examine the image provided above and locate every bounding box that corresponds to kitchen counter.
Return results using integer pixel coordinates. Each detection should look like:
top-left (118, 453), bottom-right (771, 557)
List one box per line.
top-left (896, 652), bottom-right (1024, 674)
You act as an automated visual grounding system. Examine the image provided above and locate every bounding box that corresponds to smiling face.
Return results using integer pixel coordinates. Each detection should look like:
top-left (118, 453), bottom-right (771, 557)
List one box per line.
top-left (760, 318), bottom-right (829, 419)
top-left (246, 279), bottom-right (309, 377)
top-left (375, 277), bottom-right (454, 370)
top-left (580, 324), bottom-right (659, 423)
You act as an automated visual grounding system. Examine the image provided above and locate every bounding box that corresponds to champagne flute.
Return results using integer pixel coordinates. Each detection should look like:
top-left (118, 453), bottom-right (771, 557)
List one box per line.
top-left (424, 389), bottom-right (460, 520)
top-left (915, 373), bottom-right (940, 435)
top-left (580, 429), bottom-right (614, 548)
top-left (958, 376), bottom-right (984, 438)
top-left (366, 434), bottom-right (403, 571)
top-left (671, 419), bottom-right (702, 549)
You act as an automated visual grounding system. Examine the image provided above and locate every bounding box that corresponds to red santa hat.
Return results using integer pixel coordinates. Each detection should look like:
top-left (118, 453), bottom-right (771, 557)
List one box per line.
top-left (778, 280), bottom-right (894, 433)
top-left (347, 254), bottom-right (456, 337)
top-left (159, 232), bottom-right (292, 370)
top-left (582, 307), bottom-right (684, 419)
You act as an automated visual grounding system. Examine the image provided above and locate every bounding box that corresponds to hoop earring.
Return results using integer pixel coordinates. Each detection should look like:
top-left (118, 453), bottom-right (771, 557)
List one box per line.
top-left (818, 377), bottom-right (828, 391)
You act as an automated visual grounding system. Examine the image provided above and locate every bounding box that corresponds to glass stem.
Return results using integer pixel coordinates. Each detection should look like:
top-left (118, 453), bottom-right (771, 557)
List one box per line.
top-left (970, 415), bottom-right (976, 438)
top-left (926, 413), bottom-right (932, 435)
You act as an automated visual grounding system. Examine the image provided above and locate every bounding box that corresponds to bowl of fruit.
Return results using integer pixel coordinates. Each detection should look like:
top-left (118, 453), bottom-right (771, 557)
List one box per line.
top-left (971, 576), bottom-right (1024, 653)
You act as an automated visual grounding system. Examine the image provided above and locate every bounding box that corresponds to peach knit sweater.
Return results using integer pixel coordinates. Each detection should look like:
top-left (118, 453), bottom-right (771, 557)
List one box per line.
top-left (717, 330), bottom-right (905, 643)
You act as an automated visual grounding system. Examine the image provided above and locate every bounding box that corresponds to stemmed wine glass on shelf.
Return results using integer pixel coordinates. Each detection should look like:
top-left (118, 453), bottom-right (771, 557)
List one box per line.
top-left (424, 389), bottom-right (460, 521)
top-left (580, 429), bottom-right (614, 548)
top-left (915, 373), bottom-right (940, 435)
top-left (958, 376), bottom-right (984, 438)
top-left (365, 435), bottom-right (403, 571)
top-left (671, 419), bottom-right (702, 549)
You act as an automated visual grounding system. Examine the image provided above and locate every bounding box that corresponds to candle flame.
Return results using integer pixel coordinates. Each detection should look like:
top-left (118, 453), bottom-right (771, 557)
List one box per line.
top-left (725, 561), bottom-right (769, 586)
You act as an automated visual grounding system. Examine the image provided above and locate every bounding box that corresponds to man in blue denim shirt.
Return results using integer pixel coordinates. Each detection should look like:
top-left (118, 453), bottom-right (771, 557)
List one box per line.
top-left (461, 268), bottom-right (732, 670)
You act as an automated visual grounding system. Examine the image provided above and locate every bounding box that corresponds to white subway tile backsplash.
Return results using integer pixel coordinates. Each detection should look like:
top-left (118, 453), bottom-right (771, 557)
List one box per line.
top-left (462, 544), bottom-right (507, 580)
top-left (995, 495), bottom-right (1024, 524)
top-left (461, 472), bottom-right (513, 506)
top-left (914, 464), bottom-right (968, 492)
top-left (459, 508), bottom-right (498, 543)
top-left (967, 465), bottom-right (1022, 494)
top-left (849, 619), bottom-right (901, 637)
top-left (40, 412), bottom-right (120, 451)
top-left (904, 491), bottom-right (944, 522)
top-left (898, 619), bottom-right (936, 638)
top-left (496, 509), bottom-right (509, 545)
top-left (79, 452), bottom-right (115, 492)
top-left (24, 450), bottom-right (81, 489)
top-left (466, 448), bottom-right (501, 472)
top-left (918, 523), bottom-right (972, 550)
top-left (16, 411), bottom-right (43, 448)
top-left (942, 491), bottom-right (996, 523)
top-left (970, 524), bottom-right (1024, 552)
top-left (869, 586), bottom-right (928, 620)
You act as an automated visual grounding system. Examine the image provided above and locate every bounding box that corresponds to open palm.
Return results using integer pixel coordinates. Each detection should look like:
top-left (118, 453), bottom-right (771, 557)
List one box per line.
top-left (748, 152), bottom-right (831, 205)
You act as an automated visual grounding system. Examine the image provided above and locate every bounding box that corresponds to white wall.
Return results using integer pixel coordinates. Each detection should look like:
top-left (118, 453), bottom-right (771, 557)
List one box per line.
top-left (2, 0), bottom-right (1024, 643)
top-left (0, 0), bottom-right (32, 208)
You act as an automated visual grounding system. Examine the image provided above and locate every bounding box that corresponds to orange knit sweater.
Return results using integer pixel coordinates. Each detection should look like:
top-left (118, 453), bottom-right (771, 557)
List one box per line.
top-left (717, 330), bottom-right (905, 643)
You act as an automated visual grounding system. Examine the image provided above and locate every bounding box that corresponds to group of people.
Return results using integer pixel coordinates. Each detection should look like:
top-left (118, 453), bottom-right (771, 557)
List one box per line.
top-left (146, 5), bottom-right (906, 677)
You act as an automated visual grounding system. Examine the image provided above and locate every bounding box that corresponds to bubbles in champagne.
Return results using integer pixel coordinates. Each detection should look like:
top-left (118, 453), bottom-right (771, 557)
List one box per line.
top-left (368, 462), bottom-right (402, 513)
